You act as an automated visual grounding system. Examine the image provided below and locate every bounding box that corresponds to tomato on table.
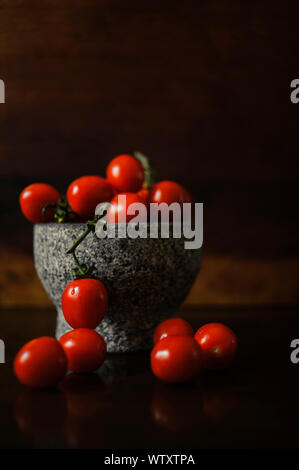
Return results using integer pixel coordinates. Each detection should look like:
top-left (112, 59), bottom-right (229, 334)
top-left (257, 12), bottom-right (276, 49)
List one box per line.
top-left (107, 154), bottom-right (144, 193)
top-left (62, 278), bottom-right (108, 329)
top-left (194, 323), bottom-right (237, 369)
top-left (153, 317), bottom-right (194, 344)
top-left (67, 175), bottom-right (115, 220)
top-left (151, 335), bottom-right (202, 383)
top-left (59, 328), bottom-right (107, 374)
top-left (19, 183), bottom-right (60, 223)
top-left (14, 337), bottom-right (67, 388)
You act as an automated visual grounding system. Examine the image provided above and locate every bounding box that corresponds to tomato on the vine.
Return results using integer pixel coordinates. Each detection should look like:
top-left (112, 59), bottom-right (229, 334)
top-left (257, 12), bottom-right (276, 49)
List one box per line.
top-left (61, 278), bottom-right (108, 329)
top-left (14, 337), bottom-right (67, 388)
top-left (19, 183), bottom-right (60, 223)
top-left (151, 336), bottom-right (202, 383)
top-left (149, 181), bottom-right (192, 205)
top-left (107, 154), bottom-right (144, 193)
top-left (153, 317), bottom-right (194, 345)
top-left (59, 328), bottom-right (106, 373)
top-left (107, 192), bottom-right (145, 223)
top-left (67, 175), bottom-right (115, 221)
top-left (194, 323), bottom-right (237, 369)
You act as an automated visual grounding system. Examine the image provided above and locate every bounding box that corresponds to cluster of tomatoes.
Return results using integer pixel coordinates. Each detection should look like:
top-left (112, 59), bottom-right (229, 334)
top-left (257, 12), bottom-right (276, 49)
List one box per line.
top-left (14, 287), bottom-right (237, 388)
top-left (15, 152), bottom-right (199, 388)
top-left (14, 278), bottom-right (108, 387)
top-left (151, 318), bottom-right (237, 383)
top-left (19, 153), bottom-right (192, 224)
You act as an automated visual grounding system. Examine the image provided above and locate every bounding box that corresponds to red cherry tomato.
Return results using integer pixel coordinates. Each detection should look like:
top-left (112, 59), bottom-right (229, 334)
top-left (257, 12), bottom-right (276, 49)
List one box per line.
top-left (107, 192), bottom-right (145, 223)
top-left (61, 279), bottom-right (108, 329)
top-left (149, 181), bottom-right (192, 205)
top-left (137, 188), bottom-right (149, 204)
top-left (194, 323), bottom-right (237, 369)
top-left (151, 336), bottom-right (202, 383)
top-left (153, 317), bottom-right (194, 345)
top-left (14, 337), bottom-right (67, 388)
top-left (59, 328), bottom-right (106, 373)
top-left (19, 183), bottom-right (60, 223)
top-left (67, 175), bottom-right (115, 220)
top-left (107, 154), bottom-right (144, 193)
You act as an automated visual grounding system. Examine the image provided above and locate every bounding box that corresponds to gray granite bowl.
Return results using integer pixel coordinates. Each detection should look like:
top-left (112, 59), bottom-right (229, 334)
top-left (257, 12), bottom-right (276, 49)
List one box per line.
top-left (33, 223), bottom-right (201, 353)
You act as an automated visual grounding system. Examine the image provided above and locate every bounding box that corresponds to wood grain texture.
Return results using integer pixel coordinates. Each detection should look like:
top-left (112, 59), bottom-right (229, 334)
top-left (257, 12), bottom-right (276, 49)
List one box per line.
top-left (0, 0), bottom-right (298, 184)
top-left (1, 248), bottom-right (299, 309)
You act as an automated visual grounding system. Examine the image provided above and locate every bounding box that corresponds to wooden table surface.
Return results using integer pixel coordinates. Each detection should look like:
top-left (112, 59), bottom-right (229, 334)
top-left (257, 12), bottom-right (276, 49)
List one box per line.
top-left (1, 306), bottom-right (299, 449)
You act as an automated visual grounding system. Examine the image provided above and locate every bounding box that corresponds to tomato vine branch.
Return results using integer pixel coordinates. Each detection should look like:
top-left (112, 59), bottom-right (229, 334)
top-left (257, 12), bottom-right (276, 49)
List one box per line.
top-left (42, 197), bottom-right (79, 223)
top-left (133, 151), bottom-right (156, 189)
top-left (66, 204), bottom-right (109, 279)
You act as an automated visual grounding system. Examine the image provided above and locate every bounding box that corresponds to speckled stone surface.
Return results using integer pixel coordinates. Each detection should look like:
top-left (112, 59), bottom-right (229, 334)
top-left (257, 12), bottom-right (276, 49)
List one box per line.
top-left (33, 223), bottom-right (201, 353)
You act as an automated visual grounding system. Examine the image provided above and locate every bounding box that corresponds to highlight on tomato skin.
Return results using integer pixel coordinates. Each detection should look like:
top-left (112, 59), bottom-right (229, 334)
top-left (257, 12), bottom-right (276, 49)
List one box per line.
top-left (106, 154), bottom-right (144, 193)
top-left (107, 192), bottom-right (146, 223)
top-left (19, 183), bottom-right (60, 223)
top-left (153, 317), bottom-right (194, 345)
top-left (14, 337), bottom-right (67, 388)
top-left (194, 323), bottom-right (238, 370)
top-left (61, 278), bottom-right (108, 330)
top-left (149, 180), bottom-right (192, 205)
top-left (151, 335), bottom-right (202, 384)
top-left (59, 328), bottom-right (107, 374)
top-left (66, 175), bottom-right (115, 221)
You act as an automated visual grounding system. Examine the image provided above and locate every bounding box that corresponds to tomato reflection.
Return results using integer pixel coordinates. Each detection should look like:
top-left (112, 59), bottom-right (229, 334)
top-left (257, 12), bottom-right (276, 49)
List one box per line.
top-left (151, 381), bottom-right (203, 432)
top-left (202, 386), bottom-right (235, 419)
top-left (60, 372), bottom-right (106, 418)
top-left (14, 388), bottom-right (67, 439)
top-left (60, 373), bottom-right (107, 448)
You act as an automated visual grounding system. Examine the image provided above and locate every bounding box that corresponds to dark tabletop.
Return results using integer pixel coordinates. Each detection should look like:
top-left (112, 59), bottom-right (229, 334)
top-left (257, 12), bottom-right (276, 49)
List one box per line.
top-left (1, 306), bottom-right (299, 449)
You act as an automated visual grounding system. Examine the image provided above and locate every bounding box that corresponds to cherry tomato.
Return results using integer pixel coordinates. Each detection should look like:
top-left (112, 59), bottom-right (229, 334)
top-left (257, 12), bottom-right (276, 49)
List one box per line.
top-left (14, 337), bottom-right (67, 388)
top-left (149, 181), bottom-right (192, 205)
top-left (137, 188), bottom-right (149, 204)
top-left (151, 336), bottom-right (202, 383)
top-left (67, 175), bottom-right (115, 220)
top-left (107, 192), bottom-right (145, 223)
top-left (61, 278), bottom-right (108, 329)
top-left (153, 317), bottom-right (194, 345)
top-left (19, 183), bottom-right (60, 223)
top-left (59, 328), bottom-right (106, 373)
top-left (194, 323), bottom-right (237, 369)
top-left (107, 154), bottom-right (144, 193)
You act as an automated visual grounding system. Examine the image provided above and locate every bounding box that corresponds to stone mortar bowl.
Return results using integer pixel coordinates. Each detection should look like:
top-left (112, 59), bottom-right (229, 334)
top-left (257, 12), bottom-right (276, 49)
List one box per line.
top-left (34, 223), bottom-right (201, 353)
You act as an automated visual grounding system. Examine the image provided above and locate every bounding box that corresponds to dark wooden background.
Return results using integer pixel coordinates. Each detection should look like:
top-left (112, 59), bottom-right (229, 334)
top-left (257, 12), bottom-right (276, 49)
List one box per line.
top-left (0, 0), bottom-right (298, 308)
